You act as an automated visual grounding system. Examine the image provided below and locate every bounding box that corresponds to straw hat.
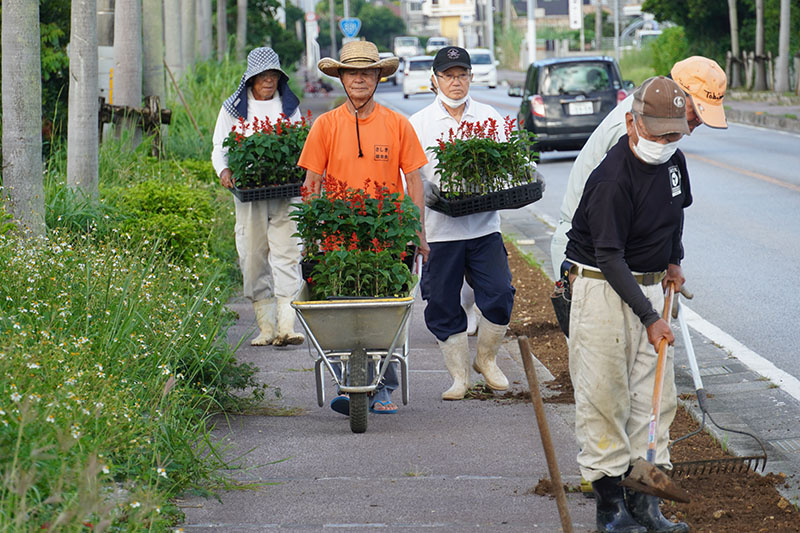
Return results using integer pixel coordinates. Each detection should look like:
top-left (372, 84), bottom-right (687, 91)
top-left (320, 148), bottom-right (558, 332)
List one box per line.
top-left (318, 41), bottom-right (399, 78)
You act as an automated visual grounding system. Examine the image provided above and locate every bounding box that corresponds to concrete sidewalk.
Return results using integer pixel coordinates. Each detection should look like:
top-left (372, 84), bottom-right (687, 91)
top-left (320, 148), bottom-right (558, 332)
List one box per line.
top-left (178, 92), bottom-right (596, 531)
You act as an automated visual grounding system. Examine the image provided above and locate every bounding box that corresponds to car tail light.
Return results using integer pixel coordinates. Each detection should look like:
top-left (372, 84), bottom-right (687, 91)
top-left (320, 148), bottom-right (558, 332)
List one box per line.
top-left (617, 89), bottom-right (627, 104)
top-left (530, 95), bottom-right (545, 117)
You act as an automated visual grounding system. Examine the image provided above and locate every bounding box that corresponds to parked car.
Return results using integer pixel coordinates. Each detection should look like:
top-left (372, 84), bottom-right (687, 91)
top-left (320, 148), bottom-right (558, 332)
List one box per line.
top-left (508, 56), bottom-right (633, 152)
top-left (393, 36), bottom-right (422, 59)
top-left (378, 52), bottom-right (399, 85)
top-left (402, 55), bottom-right (434, 99)
top-left (466, 48), bottom-right (498, 88)
top-left (425, 36), bottom-right (449, 54)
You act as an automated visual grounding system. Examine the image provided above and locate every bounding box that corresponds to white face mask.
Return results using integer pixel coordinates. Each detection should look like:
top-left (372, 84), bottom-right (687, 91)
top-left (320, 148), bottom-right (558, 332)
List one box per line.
top-left (632, 121), bottom-right (680, 165)
top-left (432, 76), bottom-right (468, 108)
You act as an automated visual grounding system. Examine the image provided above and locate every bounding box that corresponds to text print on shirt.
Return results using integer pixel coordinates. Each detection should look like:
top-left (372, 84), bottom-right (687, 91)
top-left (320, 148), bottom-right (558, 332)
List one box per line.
top-left (669, 165), bottom-right (682, 197)
top-left (375, 145), bottom-right (390, 162)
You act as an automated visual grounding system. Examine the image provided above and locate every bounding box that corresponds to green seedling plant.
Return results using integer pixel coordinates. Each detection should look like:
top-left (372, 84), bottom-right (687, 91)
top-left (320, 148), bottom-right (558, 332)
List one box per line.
top-left (429, 116), bottom-right (537, 198)
top-left (291, 176), bottom-right (421, 299)
top-left (223, 112), bottom-right (312, 189)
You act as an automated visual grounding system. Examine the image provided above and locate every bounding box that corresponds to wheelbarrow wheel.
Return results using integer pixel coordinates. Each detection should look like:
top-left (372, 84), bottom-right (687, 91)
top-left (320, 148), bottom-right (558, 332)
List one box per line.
top-left (349, 348), bottom-right (368, 434)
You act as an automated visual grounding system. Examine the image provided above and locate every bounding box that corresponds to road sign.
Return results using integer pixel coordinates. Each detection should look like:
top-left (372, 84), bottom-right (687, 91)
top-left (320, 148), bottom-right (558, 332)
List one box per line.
top-left (339, 18), bottom-right (361, 38)
top-left (304, 12), bottom-right (318, 22)
top-left (568, 0), bottom-right (582, 30)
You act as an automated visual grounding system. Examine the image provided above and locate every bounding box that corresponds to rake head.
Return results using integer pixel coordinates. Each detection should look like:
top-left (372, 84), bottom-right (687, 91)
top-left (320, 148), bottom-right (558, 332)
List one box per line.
top-left (670, 454), bottom-right (767, 477)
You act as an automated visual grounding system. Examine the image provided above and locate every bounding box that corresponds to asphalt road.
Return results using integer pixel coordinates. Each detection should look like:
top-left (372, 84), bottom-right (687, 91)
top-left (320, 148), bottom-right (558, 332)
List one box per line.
top-left (375, 80), bottom-right (800, 386)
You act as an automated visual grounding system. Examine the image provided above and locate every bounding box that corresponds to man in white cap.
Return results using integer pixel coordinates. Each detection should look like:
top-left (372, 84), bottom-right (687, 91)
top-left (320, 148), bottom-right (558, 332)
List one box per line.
top-left (298, 40), bottom-right (429, 415)
top-left (550, 56), bottom-right (728, 280)
top-left (566, 76), bottom-right (691, 533)
top-left (211, 47), bottom-right (306, 347)
top-left (408, 47), bottom-right (517, 401)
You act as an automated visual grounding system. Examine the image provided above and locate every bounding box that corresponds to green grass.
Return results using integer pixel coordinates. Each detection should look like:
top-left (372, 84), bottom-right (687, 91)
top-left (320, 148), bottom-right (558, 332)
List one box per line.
top-left (0, 56), bottom-right (270, 531)
top-left (618, 47), bottom-right (657, 87)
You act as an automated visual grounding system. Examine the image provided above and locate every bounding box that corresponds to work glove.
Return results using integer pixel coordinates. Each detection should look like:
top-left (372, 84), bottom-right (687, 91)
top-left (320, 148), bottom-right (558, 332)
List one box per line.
top-left (423, 180), bottom-right (444, 207)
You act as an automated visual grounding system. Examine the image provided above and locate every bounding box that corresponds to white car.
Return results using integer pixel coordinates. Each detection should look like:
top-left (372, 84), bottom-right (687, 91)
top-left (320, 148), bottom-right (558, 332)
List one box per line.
top-left (402, 55), bottom-right (434, 99)
top-left (466, 48), bottom-right (498, 89)
top-left (378, 52), bottom-right (399, 85)
top-left (425, 37), bottom-right (449, 54)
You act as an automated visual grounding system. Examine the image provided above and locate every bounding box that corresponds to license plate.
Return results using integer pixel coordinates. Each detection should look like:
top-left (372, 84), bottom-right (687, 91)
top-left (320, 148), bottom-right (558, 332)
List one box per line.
top-left (568, 101), bottom-right (594, 115)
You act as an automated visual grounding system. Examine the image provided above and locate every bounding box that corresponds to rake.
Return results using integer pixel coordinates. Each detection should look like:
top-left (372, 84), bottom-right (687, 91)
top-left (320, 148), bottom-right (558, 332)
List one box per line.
top-left (667, 289), bottom-right (768, 478)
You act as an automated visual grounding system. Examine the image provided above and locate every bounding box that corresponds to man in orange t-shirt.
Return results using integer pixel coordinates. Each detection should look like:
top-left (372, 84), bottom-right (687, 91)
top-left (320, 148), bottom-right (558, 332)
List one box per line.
top-left (297, 40), bottom-right (429, 416)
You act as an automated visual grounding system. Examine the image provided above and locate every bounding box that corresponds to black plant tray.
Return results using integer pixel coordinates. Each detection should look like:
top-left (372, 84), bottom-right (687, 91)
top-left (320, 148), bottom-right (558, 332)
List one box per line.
top-left (429, 181), bottom-right (543, 217)
top-left (230, 182), bottom-right (302, 202)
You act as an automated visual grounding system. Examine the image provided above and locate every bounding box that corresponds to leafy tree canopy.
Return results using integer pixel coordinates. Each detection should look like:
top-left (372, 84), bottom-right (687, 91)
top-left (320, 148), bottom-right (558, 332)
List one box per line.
top-left (642, 0), bottom-right (799, 61)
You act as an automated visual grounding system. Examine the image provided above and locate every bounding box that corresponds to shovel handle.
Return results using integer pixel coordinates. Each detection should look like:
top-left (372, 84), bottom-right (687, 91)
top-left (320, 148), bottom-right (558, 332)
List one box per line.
top-left (646, 281), bottom-right (675, 463)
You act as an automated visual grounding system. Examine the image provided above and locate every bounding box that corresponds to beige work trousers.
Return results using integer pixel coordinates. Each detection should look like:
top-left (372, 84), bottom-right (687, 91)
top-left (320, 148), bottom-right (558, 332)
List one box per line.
top-left (234, 196), bottom-right (302, 302)
top-left (569, 276), bottom-right (676, 482)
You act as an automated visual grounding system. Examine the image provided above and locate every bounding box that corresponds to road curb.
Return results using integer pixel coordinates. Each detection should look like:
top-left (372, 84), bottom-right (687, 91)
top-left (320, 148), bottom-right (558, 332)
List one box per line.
top-left (726, 108), bottom-right (800, 134)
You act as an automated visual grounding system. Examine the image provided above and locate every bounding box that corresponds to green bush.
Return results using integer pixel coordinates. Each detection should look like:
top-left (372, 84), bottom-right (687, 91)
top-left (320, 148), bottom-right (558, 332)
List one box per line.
top-left (117, 179), bottom-right (215, 262)
top-left (651, 26), bottom-right (690, 77)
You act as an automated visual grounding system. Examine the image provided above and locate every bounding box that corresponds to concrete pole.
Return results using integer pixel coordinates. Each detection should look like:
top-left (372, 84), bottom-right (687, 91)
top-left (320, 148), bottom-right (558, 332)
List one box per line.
top-left (164, 0), bottom-right (183, 79)
top-left (613, 0), bottom-right (620, 61)
top-left (343, 0), bottom-right (350, 20)
top-left (486, 0), bottom-right (495, 56)
top-left (595, 0), bottom-right (602, 51)
top-left (526, 0), bottom-right (536, 65)
top-left (217, 0), bottom-right (228, 61)
top-left (329, 0), bottom-right (338, 58)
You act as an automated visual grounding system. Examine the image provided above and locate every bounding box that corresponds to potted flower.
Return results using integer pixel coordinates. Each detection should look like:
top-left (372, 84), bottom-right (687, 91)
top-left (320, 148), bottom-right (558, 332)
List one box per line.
top-left (428, 116), bottom-right (543, 217)
top-left (222, 111), bottom-right (312, 201)
top-left (291, 176), bottom-right (421, 300)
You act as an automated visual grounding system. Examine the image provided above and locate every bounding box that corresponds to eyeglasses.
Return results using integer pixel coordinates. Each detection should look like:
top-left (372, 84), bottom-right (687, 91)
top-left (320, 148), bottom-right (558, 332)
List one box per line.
top-left (254, 71), bottom-right (281, 83)
top-left (435, 72), bottom-right (471, 82)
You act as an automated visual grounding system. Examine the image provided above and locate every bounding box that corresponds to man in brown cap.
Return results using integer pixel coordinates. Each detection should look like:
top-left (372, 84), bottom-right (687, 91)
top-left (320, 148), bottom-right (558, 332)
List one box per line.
top-left (551, 56), bottom-right (728, 278)
top-left (298, 40), bottom-right (429, 416)
top-left (565, 76), bottom-right (691, 533)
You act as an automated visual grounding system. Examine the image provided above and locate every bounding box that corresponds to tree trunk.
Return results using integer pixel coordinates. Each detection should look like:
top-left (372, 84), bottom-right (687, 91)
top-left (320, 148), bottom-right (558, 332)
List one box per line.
top-left (595, 0), bottom-right (602, 51)
top-left (217, 0), bottom-right (228, 61)
top-left (754, 0), bottom-right (767, 90)
top-left (236, 0), bottom-right (248, 61)
top-left (181, 0), bottom-right (197, 72)
top-left (114, 0), bottom-right (143, 143)
top-left (774, 0), bottom-right (791, 92)
top-left (727, 0), bottom-right (741, 88)
top-left (503, 0), bottom-right (512, 31)
top-left (1, 0), bottom-right (45, 237)
top-left (196, 0), bottom-right (213, 61)
top-left (164, 0), bottom-right (183, 79)
top-left (143, 0), bottom-right (166, 101)
top-left (68, 0), bottom-right (100, 199)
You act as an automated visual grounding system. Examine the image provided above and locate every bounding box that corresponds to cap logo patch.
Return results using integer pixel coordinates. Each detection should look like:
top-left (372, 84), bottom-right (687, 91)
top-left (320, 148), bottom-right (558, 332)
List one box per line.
top-left (447, 49), bottom-right (460, 59)
top-left (673, 96), bottom-right (685, 108)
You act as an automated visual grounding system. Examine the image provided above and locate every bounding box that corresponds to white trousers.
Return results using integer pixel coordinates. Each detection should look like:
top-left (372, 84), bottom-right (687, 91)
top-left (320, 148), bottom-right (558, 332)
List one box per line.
top-left (568, 277), bottom-right (676, 482)
top-left (234, 196), bottom-right (302, 301)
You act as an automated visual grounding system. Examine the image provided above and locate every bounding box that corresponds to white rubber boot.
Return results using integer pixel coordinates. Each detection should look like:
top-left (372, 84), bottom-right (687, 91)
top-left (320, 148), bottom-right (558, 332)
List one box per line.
top-left (472, 316), bottom-right (509, 391)
top-left (438, 332), bottom-right (471, 400)
top-left (461, 282), bottom-right (479, 336)
top-left (251, 298), bottom-right (277, 346)
top-left (465, 304), bottom-right (479, 336)
top-left (272, 297), bottom-right (305, 346)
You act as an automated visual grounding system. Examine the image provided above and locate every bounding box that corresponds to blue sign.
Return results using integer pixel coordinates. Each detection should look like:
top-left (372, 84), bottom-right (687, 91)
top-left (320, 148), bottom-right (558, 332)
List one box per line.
top-left (339, 18), bottom-right (361, 38)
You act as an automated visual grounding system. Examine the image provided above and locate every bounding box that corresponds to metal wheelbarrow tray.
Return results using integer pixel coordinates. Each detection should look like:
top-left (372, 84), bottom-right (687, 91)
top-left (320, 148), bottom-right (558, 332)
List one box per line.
top-left (291, 281), bottom-right (418, 433)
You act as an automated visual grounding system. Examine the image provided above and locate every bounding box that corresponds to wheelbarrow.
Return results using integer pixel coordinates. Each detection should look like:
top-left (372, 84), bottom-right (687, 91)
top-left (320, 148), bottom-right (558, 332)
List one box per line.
top-left (291, 264), bottom-right (420, 434)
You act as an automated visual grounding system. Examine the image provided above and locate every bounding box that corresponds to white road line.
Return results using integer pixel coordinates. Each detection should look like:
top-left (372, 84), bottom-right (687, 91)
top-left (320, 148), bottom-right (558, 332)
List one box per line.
top-left (682, 304), bottom-right (800, 402)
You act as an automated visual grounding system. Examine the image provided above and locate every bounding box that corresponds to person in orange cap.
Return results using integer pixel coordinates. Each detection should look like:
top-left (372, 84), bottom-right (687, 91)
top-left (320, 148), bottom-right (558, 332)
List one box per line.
top-left (550, 56), bottom-right (727, 281)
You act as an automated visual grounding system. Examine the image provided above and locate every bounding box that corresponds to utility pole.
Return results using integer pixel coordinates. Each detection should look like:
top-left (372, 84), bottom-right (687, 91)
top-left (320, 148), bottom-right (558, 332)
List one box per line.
top-left (526, 0), bottom-right (536, 65)
top-left (613, 0), bottom-right (620, 61)
top-left (329, 0), bottom-right (337, 59)
top-left (486, 0), bottom-right (495, 56)
top-left (343, 0), bottom-right (350, 19)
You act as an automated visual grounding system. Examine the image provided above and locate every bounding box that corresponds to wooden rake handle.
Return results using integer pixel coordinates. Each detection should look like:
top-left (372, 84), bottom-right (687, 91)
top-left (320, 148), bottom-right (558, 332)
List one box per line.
top-left (646, 281), bottom-right (675, 464)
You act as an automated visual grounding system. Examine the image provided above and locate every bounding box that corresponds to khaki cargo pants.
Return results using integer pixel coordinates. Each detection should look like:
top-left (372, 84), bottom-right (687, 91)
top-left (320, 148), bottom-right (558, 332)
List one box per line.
top-left (234, 196), bottom-right (302, 301)
top-left (568, 276), bottom-right (676, 482)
